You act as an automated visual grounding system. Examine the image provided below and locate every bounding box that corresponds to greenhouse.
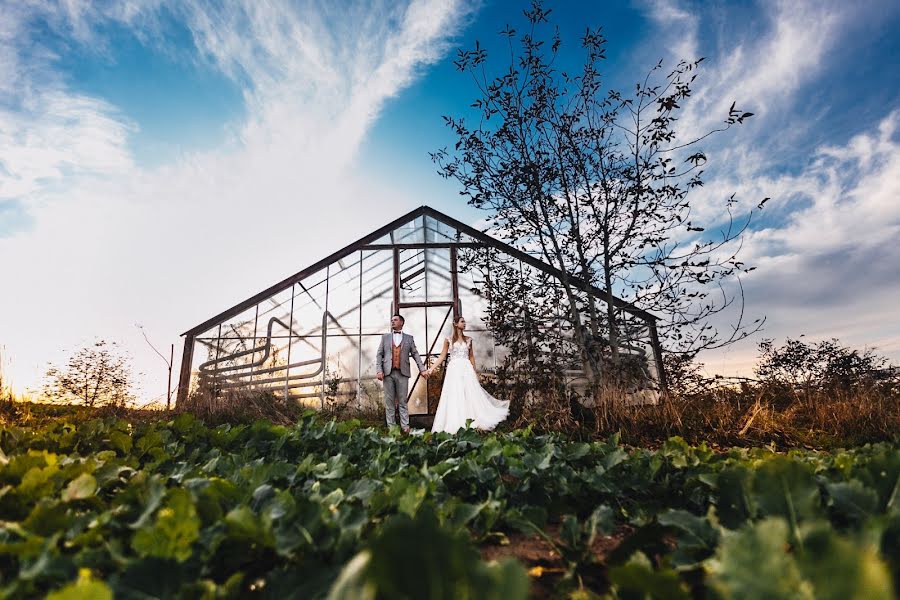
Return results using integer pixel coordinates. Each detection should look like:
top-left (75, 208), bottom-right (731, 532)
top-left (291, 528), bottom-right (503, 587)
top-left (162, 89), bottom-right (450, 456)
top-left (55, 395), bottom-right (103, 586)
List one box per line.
top-left (175, 206), bottom-right (665, 415)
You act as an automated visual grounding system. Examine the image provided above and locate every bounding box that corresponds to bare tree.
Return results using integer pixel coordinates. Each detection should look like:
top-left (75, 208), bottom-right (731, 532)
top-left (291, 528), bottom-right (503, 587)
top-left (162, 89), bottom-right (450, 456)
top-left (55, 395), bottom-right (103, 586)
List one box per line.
top-left (433, 1), bottom-right (764, 393)
top-left (756, 338), bottom-right (896, 396)
top-left (43, 340), bottom-right (134, 408)
top-left (136, 324), bottom-right (175, 410)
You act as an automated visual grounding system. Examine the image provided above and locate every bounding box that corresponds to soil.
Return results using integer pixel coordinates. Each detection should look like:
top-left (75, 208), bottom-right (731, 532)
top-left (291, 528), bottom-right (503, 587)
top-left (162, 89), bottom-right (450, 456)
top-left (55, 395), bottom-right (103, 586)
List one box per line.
top-left (479, 525), bottom-right (632, 598)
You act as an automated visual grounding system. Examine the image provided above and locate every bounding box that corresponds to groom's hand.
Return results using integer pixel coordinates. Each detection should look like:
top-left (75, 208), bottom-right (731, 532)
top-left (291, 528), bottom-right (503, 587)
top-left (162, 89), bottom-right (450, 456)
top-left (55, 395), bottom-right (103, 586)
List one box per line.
top-left (376, 372), bottom-right (384, 381)
top-left (421, 370), bottom-right (429, 379)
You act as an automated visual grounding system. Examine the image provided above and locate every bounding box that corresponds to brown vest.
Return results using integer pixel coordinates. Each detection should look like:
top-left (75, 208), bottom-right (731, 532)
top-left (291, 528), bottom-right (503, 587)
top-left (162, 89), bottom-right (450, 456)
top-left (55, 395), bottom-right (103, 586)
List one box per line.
top-left (391, 338), bottom-right (402, 370)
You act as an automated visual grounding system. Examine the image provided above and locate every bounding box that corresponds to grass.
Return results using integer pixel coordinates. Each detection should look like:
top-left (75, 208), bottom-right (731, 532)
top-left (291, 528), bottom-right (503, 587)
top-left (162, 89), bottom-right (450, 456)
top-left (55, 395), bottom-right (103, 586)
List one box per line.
top-left (488, 374), bottom-right (899, 450)
top-left (596, 385), bottom-right (898, 449)
top-left (4, 377), bottom-right (897, 452)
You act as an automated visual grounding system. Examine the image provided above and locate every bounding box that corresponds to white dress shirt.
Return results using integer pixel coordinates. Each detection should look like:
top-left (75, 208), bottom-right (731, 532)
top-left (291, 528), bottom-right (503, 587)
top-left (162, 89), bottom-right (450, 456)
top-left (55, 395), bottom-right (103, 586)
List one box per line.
top-left (392, 331), bottom-right (403, 346)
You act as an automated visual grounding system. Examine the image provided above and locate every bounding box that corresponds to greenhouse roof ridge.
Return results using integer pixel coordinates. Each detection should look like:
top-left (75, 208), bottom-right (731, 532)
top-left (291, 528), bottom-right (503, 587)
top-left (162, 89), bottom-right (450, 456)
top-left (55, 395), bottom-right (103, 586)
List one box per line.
top-left (182, 205), bottom-right (656, 337)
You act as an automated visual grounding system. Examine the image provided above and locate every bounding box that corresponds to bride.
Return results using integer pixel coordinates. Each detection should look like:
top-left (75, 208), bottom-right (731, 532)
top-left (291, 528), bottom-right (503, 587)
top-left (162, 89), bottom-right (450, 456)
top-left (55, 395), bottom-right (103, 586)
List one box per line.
top-left (425, 316), bottom-right (509, 433)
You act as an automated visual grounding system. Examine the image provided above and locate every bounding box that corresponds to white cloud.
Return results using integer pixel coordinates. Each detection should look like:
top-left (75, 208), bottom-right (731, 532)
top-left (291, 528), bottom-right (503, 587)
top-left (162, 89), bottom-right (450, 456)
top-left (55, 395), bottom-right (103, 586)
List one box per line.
top-left (0, 92), bottom-right (135, 199)
top-left (0, 0), bottom-right (474, 403)
top-left (700, 110), bottom-right (900, 375)
top-left (638, 0), bottom-right (699, 61)
top-left (0, 2), bottom-right (137, 202)
top-left (634, 0), bottom-right (900, 374)
top-left (619, 1), bottom-right (855, 236)
top-left (635, 0), bottom-right (859, 188)
top-left (742, 110), bottom-right (900, 284)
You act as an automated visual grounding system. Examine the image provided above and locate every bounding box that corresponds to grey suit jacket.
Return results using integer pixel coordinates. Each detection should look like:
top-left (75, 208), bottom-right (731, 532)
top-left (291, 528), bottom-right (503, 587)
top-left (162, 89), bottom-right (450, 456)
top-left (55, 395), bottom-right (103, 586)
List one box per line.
top-left (376, 332), bottom-right (426, 378)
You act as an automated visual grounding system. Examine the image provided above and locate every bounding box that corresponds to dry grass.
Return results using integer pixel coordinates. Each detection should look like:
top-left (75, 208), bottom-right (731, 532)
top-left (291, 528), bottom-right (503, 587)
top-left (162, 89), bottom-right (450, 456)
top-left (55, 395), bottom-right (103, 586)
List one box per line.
top-left (567, 382), bottom-right (900, 449)
top-left (176, 387), bottom-right (306, 426)
top-left (0, 398), bottom-right (172, 428)
top-left (456, 369), bottom-right (900, 449)
top-left (177, 385), bottom-right (391, 427)
top-left (4, 373), bottom-right (896, 451)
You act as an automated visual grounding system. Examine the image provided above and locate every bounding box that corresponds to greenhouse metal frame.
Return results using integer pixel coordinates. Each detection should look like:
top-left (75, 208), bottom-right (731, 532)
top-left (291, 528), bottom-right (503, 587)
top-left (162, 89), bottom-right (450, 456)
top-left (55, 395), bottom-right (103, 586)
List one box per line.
top-left (176, 206), bottom-right (666, 413)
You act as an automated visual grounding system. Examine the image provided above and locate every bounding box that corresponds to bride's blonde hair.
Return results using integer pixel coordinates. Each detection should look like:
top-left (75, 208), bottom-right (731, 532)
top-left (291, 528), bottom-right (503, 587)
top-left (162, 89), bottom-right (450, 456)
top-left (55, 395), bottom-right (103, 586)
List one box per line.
top-left (450, 315), bottom-right (467, 345)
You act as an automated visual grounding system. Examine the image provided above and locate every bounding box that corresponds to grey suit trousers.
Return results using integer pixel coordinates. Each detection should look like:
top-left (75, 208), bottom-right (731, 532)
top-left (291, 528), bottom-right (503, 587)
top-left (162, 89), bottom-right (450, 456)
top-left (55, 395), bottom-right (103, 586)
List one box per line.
top-left (383, 369), bottom-right (409, 429)
top-left (376, 333), bottom-right (425, 429)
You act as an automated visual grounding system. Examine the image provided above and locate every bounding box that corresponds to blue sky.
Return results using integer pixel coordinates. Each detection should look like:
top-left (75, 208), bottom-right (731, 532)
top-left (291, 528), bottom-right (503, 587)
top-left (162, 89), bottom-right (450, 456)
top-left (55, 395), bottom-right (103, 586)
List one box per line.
top-left (1, 0), bottom-right (899, 403)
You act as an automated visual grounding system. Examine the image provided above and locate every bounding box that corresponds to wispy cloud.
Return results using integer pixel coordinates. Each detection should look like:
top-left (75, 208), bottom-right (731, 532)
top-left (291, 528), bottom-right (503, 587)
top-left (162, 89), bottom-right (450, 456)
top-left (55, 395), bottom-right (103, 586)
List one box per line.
top-left (638, 0), bottom-right (699, 62)
top-left (700, 92), bottom-right (900, 375)
top-left (0, 2), bottom-right (137, 212)
top-left (177, 1), bottom-right (470, 158)
top-left (0, 0), bottom-right (474, 402)
top-left (634, 0), bottom-right (900, 372)
top-left (694, 1), bottom-right (842, 122)
top-left (742, 110), bottom-right (900, 292)
top-left (0, 93), bottom-right (135, 201)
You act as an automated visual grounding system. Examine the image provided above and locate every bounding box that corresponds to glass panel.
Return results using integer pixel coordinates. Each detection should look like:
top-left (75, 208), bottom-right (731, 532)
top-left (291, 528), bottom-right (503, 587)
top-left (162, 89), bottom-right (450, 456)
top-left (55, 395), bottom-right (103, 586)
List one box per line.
top-left (327, 253), bottom-right (362, 336)
top-left (197, 303), bottom-right (257, 392)
top-left (488, 336), bottom-right (508, 374)
top-left (323, 334), bottom-right (359, 406)
top-left (424, 247), bottom-right (452, 301)
top-left (391, 215), bottom-right (424, 244)
top-left (359, 335), bottom-right (381, 381)
top-left (399, 248), bottom-right (426, 302)
top-left (284, 332), bottom-right (324, 404)
top-left (471, 330), bottom-right (497, 373)
top-left (256, 286), bottom-right (294, 329)
top-left (188, 337), bottom-right (215, 396)
top-left (247, 330), bottom-right (292, 391)
top-left (196, 324), bottom-right (220, 340)
top-left (358, 333), bottom-right (383, 412)
top-left (291, 269), bottom-right (328, 338)
top-left (399, 308), bottom-right (428, 414)
top-left (408, 375), bottom-right (427, 415)
top-left (400, 310), bottom-right (426, 362)
top-left (217, 305), bottom-right (258, 341)
top-left (361, 250), bottom-right (394, 334)
top-left (615, 310), bottom-right (661, 398)
top-left (426, 306), bottom-right (454, 364)
top-left (202, 306), bottom-right (299, 398)
top-left (425, 215), bottom-right (460, 243)
top-left (456, 264), bottom-right (490, 332)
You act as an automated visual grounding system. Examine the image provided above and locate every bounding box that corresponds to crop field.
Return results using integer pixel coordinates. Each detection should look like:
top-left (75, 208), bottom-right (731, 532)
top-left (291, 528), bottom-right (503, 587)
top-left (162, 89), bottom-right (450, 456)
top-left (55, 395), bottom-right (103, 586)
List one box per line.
top-left (0, 412), bottom-right (897, 598)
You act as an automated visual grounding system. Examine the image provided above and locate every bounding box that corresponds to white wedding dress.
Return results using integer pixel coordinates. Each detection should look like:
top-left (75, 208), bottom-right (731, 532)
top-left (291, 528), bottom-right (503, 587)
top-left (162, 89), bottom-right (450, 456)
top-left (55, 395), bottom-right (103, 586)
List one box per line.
top-left (431, 338), bottom-right (510, 434)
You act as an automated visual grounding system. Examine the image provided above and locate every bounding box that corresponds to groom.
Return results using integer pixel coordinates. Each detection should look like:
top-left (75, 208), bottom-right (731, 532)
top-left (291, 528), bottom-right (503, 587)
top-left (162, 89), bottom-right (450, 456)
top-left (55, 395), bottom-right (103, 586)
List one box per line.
top-left (376, 314), bottom-right (428, 432)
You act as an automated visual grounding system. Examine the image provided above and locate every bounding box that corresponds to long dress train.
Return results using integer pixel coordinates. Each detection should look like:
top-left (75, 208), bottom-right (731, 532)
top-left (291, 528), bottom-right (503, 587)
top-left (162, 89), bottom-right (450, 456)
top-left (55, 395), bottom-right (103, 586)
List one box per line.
top-left (431, 338), bottom-right (509, 433)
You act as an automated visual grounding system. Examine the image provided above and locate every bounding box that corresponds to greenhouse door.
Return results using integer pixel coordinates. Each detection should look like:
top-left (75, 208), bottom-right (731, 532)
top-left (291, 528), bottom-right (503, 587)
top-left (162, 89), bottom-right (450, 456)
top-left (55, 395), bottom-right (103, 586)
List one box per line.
top-left (392, 245), bottom-right (460, 414)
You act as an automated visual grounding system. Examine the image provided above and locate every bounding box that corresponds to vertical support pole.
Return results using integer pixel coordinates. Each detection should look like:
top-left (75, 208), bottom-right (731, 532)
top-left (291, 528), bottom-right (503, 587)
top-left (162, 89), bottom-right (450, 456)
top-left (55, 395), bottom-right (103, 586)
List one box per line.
top-left (284, 284), bottom-right (295, 402)
top-left (249, 304), bottom-right (259, 386)
top-left (450, 245), bottom-right (459, 319)
top-left (175, 335), bottom-right (194, 408)
top-left (519, 260), bottom-right (535, 364)
top-left (358, 251), bottom-right (364, 408)
top-left (423, 245), bottom-right (429, 414)
top-left (648, 319), bottom-right (667, 398)
top-left (486, 248), bottom-right (497, 372)
top-left (167, 343), bottom-right (174, 411)
top-left (322, 265), bottom-right (330, 409)
top-left (392, 248), bottom-right (400, 316)
top-left (214, 324), bottom-right (223, 407)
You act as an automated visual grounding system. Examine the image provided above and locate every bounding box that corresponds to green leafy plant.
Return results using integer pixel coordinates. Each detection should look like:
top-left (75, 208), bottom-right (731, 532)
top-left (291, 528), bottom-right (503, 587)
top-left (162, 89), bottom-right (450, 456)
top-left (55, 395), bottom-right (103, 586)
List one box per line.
top-left (0, 412), bottom-right (896, 598)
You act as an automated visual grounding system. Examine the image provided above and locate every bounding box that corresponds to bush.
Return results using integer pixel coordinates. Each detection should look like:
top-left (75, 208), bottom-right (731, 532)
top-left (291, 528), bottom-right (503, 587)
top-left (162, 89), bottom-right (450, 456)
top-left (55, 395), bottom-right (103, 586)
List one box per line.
top-left (42, 340), bottom-right (135, 408)
top-left (756, 337), bottom-right (897, 397)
